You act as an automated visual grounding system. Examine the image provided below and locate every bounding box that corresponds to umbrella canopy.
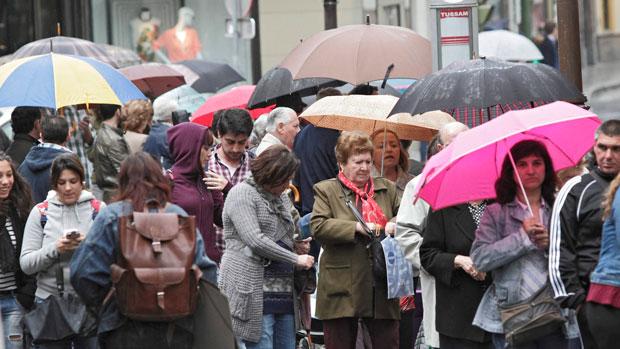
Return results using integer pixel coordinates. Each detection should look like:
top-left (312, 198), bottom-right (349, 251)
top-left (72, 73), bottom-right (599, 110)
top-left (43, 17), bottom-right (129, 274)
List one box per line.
top-left (11, 36), bottom-right (140, 68)
top-left (248, 67), bottom-right (344, 109)
top-left (154, 85), bottom-right (209, 115)
top-left (120, 63), bottom-right (185, 99)
top-left (279, 24), bottom-right (432, 85)
top-left (413, 102), bottom-right (601, 210)
top-left (300, 95), bottom-right (442, 141)
top-left (479, 30), bottom-right (544, 62)
top-left (191, 85), bottom-right (274, 127)
top-left (0, 53), bottom-right (146, 109)
top-left (390, 58), bottom-right (587, 127)
top-left (170, 59), bottom-right (245, 93)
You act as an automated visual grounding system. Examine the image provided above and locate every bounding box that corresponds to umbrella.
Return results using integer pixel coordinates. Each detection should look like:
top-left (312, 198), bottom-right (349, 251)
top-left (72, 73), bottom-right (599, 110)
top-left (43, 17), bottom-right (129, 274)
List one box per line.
top-left (153, 85), bottom-right (209, 115)
top-left (169, 59), bottom-right (245, 93)
top-left (11, 36), bottom-right (140, 69)
top-left (247, 67), bottom-right (344, 109)
top-left (412, 101), bottom-right (601, 211)
top-left (0, 53), bottom-right (146, 109)
top-left (120, 63), bottom-right (186, 99)
top-left (191, 85), bottom-right (274, 127)
top-left (279, 23), bottom-right (432, 85)
top-left (390, 57), bottom-right (587, 127)
top-left (299, 95), bottom-right (441, 141)
top-left (479, 30), bottom-right (544, 62)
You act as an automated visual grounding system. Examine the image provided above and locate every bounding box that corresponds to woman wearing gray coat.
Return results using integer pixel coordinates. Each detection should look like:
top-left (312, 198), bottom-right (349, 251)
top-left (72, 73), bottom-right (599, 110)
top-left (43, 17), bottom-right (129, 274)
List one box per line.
top-left (219, 145), bottom-right (314, 349)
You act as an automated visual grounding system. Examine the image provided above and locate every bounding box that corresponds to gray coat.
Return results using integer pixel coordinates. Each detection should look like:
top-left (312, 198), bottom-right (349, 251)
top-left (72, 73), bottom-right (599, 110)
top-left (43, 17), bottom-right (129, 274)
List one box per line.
top-left (470, 200), bottom-right (579, 338)
top-left (219, 179), bottom-right (299, 343)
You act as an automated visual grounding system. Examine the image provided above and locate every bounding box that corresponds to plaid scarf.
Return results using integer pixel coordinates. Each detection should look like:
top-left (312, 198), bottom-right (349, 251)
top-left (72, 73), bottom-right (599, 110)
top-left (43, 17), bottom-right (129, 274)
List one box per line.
top-left (338, 172), bottom-right (387, 228)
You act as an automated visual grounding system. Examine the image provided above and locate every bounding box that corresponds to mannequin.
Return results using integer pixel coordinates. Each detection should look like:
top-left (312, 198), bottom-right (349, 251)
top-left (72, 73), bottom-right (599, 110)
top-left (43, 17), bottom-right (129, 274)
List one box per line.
top-left (130, 7), bottom-right (161, 62)
top-left (153, 7), bottom-right (203, 63)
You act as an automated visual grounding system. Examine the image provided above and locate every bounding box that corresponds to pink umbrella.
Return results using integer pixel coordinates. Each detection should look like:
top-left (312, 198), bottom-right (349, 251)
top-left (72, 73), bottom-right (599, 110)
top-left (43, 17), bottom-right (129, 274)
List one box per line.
top-left (191, 85), bottom-right (274, 127)
top-left (413, 101), bottom-right (601, 211)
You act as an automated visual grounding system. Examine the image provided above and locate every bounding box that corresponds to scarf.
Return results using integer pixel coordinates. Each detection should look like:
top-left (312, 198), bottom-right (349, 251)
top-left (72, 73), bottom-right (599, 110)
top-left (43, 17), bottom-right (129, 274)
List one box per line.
top-left (338, 171), bottom-right (387, 228)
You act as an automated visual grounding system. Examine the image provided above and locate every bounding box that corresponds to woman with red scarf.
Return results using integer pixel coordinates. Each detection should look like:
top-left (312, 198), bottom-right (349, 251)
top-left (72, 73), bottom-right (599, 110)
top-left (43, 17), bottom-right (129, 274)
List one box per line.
top-left (311, 131), bottom-right (401, 349)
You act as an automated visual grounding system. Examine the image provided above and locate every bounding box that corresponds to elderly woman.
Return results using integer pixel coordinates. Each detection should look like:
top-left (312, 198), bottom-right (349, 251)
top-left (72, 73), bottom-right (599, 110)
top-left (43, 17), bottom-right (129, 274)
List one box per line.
top-left (370, 129), bottom-right (413, 194)
top-left (21, 154), bottom-right (104, 348)
top-left (470, 140), bottom-right (579, 348)
top-left (121, 99), bottom-right (153, 154)
top-left (219, 145), bottom-right (314, 349)
top-left (311, 131), bottom-right (400, 349)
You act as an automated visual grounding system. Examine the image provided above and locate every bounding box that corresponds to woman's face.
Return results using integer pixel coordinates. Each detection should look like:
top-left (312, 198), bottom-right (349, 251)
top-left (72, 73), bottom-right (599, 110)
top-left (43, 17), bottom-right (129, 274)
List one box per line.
top-left (514, 154), bottom-right (546, 192)
top-left (199, 144), bottom-right (213, 170)
top-left (0, 161), bottom-right (14, 200)
top-left (56, 169), bottom-right (83, 205)
top-left (341, 152), bottom-right (372, 187)
top-left (372, 132), bottom-right (401, 170)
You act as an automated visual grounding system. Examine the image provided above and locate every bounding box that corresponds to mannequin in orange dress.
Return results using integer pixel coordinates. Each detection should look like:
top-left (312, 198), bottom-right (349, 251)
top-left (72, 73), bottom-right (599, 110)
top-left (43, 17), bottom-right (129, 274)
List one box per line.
top-left (153, 7), bottom-right (203, 63)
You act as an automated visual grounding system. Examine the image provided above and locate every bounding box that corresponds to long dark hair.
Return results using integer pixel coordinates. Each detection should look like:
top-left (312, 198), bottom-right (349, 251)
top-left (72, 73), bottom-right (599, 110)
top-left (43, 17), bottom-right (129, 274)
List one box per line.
top-left (116, 152), bottom-right (171, 211)
top-left (495, 140), bottom-right (556, 206)
top-left (0, 152), bottom-right (33, 219)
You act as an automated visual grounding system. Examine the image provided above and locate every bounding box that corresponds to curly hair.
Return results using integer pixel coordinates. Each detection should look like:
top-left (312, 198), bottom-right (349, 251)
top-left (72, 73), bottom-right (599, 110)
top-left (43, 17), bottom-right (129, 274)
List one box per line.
top-left (121, 99), bottom-right (153, 133)
top-left (335, 131), bottom-right (374, 165)
top-left (495, 140), bottom-right (556, 206)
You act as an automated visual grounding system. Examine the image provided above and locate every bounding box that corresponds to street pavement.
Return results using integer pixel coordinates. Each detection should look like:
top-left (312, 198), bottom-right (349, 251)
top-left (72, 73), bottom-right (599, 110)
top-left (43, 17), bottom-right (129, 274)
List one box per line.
top-left (583, 59), bottom-right (620, 121)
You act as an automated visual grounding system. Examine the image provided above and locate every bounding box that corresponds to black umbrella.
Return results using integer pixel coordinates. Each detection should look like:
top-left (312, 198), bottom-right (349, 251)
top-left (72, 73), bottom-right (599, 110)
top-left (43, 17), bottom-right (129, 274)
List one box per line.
top-left (390, 58), bottom-right (587, 127)
top-left (248, 67), bottom-right (344, 109)
top-left (171, 59), bottom-right (245, 93)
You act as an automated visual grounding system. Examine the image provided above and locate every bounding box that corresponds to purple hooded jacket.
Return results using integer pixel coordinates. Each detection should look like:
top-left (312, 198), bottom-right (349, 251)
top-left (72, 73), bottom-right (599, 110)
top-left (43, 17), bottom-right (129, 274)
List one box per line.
top-left (167, 123), bottom-right (224, 263)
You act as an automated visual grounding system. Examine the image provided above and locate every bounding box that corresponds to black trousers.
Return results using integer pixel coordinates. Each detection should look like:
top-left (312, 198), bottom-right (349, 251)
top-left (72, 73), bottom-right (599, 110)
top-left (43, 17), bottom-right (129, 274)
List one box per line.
top-left (585, 301), bottom-right (620, 349)
top-left (440, 334), bottom-right (491, 349)
top-left (100, 321), bottom-right (193, 349)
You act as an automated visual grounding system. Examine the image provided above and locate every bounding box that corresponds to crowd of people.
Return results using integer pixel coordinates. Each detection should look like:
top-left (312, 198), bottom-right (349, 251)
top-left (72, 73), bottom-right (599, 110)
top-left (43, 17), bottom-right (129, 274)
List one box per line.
top-left (0, 84), bottom-right (616, 349)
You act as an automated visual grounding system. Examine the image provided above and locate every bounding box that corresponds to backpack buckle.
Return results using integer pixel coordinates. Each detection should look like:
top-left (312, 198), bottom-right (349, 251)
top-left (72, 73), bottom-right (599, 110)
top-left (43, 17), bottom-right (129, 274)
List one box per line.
top-left (152, 241), bottom-right (162, 254)
top-left (157, 291), bottom-right (165, 309)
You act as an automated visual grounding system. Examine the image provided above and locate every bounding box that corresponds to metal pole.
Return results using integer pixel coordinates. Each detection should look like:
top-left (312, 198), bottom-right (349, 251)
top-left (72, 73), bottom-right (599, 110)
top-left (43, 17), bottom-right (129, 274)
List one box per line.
top-left (324, 0), bottom-right (337, 30)
top-left (557, 0), bottom-right (583, 91)
top-left (250, 0), bottom-right (262, 84)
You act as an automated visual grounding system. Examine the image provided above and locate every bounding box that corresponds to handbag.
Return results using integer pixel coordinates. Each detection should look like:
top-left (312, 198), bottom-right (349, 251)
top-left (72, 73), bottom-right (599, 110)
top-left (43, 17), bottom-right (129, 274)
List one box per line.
top-left (499, 283), bottom-right (566, 346)
top-left (338, 182), bottom-right (387, 287)
top-left (23, 263), bottom-right (97, 344)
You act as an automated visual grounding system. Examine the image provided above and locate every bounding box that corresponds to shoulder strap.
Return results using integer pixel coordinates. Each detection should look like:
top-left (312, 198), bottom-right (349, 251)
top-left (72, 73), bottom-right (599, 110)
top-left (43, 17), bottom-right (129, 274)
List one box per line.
top-left (337, 181), bottom-right (372, 237)
top-left (36, 201), bottom-right (49, 229)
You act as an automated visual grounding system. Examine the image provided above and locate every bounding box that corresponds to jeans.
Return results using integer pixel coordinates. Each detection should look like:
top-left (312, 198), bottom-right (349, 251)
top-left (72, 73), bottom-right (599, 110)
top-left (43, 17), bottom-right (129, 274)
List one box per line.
top-left (244, 313), bottom-right (295, 349)
top-left (0, 294), bottom-right (24, 349)
top-left (101, 320), bottom-right (193, 349)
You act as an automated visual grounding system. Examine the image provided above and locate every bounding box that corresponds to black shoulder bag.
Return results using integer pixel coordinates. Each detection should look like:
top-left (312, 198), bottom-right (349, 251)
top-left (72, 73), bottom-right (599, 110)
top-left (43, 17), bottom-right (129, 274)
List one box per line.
top-left (337, 181), bottom-right (387, 288)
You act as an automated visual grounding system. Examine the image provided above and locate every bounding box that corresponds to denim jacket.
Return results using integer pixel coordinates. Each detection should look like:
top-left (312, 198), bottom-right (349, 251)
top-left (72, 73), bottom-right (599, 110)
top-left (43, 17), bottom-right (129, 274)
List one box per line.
top-left (591, 189), bottom-right (620, 287)
top-left (470, 200), bottom-right (579, 338)
top-left (69, 201), bottom-right (218, 335)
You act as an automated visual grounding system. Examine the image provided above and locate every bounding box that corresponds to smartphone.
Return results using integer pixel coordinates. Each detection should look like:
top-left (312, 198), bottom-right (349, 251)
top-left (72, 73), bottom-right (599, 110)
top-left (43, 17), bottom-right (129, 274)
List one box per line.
top-left (63, 229), bottom-right (80, 240)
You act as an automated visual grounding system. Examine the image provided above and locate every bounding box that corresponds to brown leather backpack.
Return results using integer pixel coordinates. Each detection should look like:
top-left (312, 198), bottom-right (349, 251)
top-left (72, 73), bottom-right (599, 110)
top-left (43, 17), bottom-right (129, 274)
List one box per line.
top-left (111, 205), bottom-right (202, 321)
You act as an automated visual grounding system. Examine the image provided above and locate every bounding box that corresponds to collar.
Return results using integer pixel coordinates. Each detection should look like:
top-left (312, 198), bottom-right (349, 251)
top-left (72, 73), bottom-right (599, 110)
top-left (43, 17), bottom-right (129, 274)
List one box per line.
top-left (13, 133), bottom-right (39, 144)
top-left (213, 144), bottom-right (249, 165)
top-left (262, 133), bottom-right (283, 146)
top-left (38, 142), bottom-right (72, 153)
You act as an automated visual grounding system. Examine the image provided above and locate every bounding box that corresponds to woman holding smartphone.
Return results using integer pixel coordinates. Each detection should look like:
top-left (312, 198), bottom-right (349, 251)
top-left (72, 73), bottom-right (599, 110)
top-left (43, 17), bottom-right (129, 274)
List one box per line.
top-left (20, 153), bottom-right (105, 349)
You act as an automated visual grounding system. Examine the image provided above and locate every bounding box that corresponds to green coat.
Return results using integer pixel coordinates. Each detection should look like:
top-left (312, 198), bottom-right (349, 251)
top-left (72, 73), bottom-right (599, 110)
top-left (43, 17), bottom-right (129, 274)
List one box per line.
top-left (311, 177), bottom-right (401, 321)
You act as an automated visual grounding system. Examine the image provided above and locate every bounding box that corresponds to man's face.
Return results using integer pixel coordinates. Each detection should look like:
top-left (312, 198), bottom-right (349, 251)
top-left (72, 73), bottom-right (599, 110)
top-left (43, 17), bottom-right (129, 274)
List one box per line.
top-left (219, 133), bottom-right (248, 162)
top-left (593, 133), bottom-right (620, 175)
top-left (278, 113), bottom-right (300, 149)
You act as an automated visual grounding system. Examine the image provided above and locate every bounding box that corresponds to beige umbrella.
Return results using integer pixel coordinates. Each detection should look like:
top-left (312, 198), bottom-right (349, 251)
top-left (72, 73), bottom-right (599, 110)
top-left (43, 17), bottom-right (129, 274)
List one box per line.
top-left (300, 95), bottom-right (447, 141)
top-left (280, 23), bottom-right (432, 85)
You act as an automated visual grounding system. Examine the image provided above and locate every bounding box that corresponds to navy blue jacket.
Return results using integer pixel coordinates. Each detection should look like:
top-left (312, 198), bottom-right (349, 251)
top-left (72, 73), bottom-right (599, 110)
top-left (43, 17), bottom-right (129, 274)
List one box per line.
top-left (293, 124), bottom-right (340, 215)
top-left (18, 144), bottom-right (71, 203)
top-left (143, 122), bottom-right (172, 170)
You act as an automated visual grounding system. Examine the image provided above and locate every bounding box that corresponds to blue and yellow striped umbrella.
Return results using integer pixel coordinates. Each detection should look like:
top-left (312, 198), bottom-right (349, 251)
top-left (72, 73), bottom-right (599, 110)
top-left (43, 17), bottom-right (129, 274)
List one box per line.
top-left (0, 53), bottom-right (146, 109)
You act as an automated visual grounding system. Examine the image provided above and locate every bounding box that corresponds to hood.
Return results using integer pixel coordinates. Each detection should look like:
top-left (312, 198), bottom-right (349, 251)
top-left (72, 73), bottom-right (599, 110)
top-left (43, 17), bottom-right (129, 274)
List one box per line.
top-left (48, 189), bottom-right (96, 206)
top-left (21, 145), bottom-right (69, 173)
top-left (167, 122), bottom-right (208, 178)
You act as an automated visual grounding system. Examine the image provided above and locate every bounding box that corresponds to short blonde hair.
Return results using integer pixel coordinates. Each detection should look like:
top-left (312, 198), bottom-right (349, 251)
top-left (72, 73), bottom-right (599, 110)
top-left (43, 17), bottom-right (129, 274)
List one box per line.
top-left (121, 99), bottom-right (153, 133)
top-left (335, 131), bottom-right (373, 165)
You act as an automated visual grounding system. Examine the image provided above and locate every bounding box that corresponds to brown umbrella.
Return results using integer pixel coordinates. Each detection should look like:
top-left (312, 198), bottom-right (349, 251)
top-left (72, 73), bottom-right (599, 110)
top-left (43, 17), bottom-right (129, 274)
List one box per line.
top-left (120, 63), bottom-right (186, 99)
top-left (300, 95), bottom-right (443, 141)
top-left (279, 24), bottom-right (432, 85)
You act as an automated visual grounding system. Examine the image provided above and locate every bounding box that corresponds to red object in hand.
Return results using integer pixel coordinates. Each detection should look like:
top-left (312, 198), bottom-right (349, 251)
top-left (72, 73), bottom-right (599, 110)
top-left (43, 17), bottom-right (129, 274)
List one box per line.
top-left (191, 85), bottom-right (274, 127)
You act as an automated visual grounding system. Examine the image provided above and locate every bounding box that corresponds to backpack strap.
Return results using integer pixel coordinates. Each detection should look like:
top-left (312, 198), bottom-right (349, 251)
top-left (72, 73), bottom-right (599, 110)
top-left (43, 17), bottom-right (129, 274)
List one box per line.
top-left (90, 198), bottom-right (101, 221)
top-left (36, 201), bottom-right (49, 229)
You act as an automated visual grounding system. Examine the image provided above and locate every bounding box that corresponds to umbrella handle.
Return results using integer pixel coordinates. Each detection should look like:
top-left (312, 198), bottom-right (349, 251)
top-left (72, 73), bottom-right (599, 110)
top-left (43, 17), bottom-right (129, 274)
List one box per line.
top-left (507, 148), bottom-right (534, 217)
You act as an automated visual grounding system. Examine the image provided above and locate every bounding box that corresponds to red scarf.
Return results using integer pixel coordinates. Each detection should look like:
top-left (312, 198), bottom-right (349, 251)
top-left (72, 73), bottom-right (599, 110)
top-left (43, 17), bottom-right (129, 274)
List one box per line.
top-left (338, 171), bottom-right (387, 228)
